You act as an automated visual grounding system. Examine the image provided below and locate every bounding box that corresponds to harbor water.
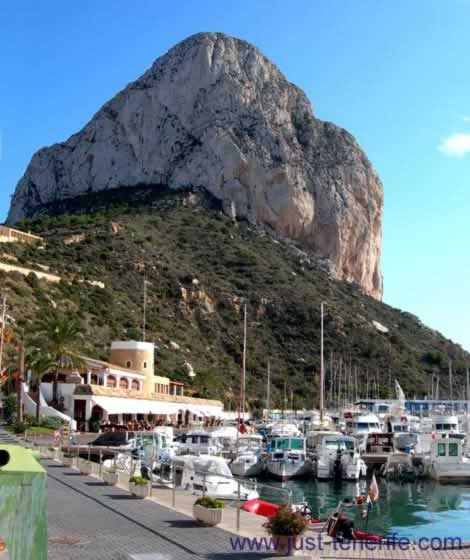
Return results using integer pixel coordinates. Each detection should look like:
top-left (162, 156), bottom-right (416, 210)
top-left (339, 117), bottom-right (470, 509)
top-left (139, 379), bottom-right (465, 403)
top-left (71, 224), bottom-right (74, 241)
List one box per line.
top-left (259, 477), bottom-right (470, 540)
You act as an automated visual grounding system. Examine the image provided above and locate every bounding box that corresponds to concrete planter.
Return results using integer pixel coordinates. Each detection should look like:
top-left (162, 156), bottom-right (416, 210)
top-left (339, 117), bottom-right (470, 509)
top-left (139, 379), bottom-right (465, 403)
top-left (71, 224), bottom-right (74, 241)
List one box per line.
top-left (193, 504), bottom-right (223, 527)
top-left (272, 535), bottom-right (299, 556)
top-left (129, 482), bottom-right (149, 498)
top-left (103, 471), bottom-right (119, 485)
top-left (62, 456), bottom-right (74, 468)
top-left (47, 448), bottom-right (57, 460)
top-left (79, 462), bottom-right (93, 476)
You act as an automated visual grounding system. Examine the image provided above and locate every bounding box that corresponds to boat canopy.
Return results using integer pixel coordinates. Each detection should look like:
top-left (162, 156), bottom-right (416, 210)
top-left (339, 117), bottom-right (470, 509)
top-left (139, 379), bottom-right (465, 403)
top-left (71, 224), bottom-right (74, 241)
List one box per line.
top-left (179, 455), bottom-right (233, 478)
top-left (273, 437), bottom-right (305, 450)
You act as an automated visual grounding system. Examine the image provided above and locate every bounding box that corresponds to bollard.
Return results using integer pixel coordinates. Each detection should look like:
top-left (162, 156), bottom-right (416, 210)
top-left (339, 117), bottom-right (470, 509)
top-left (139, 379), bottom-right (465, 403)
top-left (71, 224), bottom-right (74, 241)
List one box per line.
top-left (236, 479), bottom-right (241, 532)
top-left (172, 465), bottom-right (176, 508)
top-left (98, 449), bottom-right (103, 479)
top-left (0, 446), bottom-right (47, 560)
top-left (202, 473), bottom-right (206, 498)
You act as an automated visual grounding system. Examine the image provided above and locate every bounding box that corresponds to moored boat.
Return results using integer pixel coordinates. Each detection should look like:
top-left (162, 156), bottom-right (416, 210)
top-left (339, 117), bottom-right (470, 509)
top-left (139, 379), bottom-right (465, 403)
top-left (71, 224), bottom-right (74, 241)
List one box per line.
top-left (266, 436), bottom-right (311, 481)
top-left (229, 434), bottom-right (265, 477)
top-left (423, 435), bottom-right (470, 482)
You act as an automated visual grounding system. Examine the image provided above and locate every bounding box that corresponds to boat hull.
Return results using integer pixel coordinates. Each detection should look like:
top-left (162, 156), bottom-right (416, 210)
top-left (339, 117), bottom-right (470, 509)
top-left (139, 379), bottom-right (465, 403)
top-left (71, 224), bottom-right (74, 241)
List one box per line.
top-left (266, 461), bottom-right (312, 481)
top-left (230, 460), bottom-right (264, 478)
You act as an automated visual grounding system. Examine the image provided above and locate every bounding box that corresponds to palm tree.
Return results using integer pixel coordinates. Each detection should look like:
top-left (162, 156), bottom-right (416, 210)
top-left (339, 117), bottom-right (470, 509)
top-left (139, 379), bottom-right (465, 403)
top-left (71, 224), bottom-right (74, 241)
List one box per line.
top-left (28, 350), bottom-right (56, 423)
top-left (34, 314), bottom-right (84, 404)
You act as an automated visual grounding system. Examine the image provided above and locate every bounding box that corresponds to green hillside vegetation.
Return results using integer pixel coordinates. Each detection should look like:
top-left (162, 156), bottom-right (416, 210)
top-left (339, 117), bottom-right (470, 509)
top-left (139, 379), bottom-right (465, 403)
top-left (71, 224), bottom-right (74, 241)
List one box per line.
top-left (1, 192), bottom-right (466, 411)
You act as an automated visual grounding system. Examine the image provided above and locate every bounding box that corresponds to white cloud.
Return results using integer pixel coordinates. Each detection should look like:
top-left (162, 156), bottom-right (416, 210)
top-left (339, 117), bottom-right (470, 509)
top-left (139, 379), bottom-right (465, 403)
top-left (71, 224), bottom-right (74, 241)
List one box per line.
top-left (439, 133), bottom-right (470, 157)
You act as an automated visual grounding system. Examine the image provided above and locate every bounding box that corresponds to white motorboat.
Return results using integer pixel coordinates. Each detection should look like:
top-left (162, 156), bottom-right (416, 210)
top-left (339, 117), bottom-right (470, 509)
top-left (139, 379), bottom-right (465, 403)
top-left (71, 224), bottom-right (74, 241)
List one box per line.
top-left (176, 430), bottom-right (219, 456)
top-left (380, 452), bottom-right (417, 481)
top-left (423, 435), bottom-right (470, 482)
top-left (417, 414), bottom-right (462, 454)
top-left (309, 432), bottom-right (367, 481)
top-left (229, 435), bottom-right (265, 477)
top-left (175, 455), bottom-right (259, 501)
top-left (210, 426), bottom-right (239, 456)
top-left (344, 412), bottom-right (381, 443)
top-left (270, 422), bottom-right (302, 438)
top-left (266, 436), bottom-right (311, 481)
top-left (383, 414), bottom-right (419, 451)
top-left (103, 430), bottom-right (173, 474)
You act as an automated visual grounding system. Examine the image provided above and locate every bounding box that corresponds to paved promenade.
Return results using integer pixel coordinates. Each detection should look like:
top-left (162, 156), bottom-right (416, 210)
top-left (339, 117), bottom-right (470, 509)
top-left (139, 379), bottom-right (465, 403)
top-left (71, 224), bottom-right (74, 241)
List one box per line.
top-left (42, 457), bottom-right (470, 560)
top-left (46, 459), bottom-right (273, 560)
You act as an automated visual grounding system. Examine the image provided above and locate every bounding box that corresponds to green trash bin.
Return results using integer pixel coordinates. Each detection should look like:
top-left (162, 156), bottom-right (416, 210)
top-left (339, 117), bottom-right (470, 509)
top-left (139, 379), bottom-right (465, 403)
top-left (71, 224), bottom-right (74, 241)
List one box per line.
top-left (0, 445), bottom-right (47, 560)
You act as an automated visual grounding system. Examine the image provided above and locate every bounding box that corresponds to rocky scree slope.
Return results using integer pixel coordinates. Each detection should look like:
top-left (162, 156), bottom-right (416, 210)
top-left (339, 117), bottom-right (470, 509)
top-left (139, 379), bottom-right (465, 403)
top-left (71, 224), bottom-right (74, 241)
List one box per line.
top-left (2, 200), bottom-right (467, 408)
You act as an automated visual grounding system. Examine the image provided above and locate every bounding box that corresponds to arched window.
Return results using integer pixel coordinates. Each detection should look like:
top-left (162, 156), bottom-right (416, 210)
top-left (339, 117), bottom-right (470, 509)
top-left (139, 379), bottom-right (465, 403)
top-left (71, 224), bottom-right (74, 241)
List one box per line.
top-left (131, 379), bottom-right (140, 391)
top-left (126, 361), bottom-right (132, 368)
top-left (107, 375), bottom-right (116, 388)
top-left (119, 377), bottom-right (129, 390)
top-left (143, 361), bottom-right (148, 369)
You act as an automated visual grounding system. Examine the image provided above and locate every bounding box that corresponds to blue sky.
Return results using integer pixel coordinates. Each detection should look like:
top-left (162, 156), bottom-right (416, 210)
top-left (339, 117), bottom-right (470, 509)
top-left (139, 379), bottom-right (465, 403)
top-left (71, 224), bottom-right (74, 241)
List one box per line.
top-left (1, 1), bottom-right (469, 350)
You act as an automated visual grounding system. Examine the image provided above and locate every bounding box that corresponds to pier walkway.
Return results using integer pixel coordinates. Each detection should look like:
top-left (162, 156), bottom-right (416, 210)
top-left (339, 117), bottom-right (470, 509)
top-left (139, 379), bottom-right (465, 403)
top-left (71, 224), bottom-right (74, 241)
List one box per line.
top-left (41, 457), bottom-right (470, 559)
top-left (46, 459), bottom-right (272, 560)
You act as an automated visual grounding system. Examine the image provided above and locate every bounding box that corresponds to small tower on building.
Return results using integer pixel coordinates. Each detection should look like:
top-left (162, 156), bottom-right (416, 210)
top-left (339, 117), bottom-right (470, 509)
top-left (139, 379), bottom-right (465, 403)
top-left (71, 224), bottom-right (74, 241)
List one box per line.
top-left (110, 341), bottom-right (155, 396)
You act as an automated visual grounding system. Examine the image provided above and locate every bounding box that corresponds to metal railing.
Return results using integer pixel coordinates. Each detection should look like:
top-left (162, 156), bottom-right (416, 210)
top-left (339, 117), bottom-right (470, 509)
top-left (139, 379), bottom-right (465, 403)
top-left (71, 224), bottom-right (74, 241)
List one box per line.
top-left (33, 440), bottom-right (293, 533)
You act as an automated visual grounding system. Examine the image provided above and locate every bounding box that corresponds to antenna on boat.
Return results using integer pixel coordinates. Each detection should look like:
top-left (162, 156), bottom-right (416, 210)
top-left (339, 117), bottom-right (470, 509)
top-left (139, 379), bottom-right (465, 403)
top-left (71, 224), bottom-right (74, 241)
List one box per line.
top-left (449, 358), bottom-right (453, 411)
top-left (466, 367), bottom-right (469, 406)
top-left (266, 360), bottom-right (271, 421)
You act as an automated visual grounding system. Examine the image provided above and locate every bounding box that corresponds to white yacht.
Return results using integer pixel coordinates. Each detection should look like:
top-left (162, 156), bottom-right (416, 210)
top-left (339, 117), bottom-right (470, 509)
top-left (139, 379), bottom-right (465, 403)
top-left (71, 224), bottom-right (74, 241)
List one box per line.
top-left (209, 426), bottom-right (239, 456)
top-left (103, 430), bottom-right (173, 474)
top-left (344, 412), bottom-right (381, 445)
top-left (229, 435), bottom-right (265, 478)
top-left (270, 422), bottom-right (302, 438)
top-left (417, 414), bottom-right (462, 454)
top-left (382, 414), bottom-right (419, 451)
top-left (176, 430), bottom-right (219, 456)
top-left (423, 435), bottom-right (470, 482)
top-left (175, 455), bottom-right (259, 501)
top-left (266, 436), bottom-right (311, 481)
top-left (309, 432), bottom-right (367, 481)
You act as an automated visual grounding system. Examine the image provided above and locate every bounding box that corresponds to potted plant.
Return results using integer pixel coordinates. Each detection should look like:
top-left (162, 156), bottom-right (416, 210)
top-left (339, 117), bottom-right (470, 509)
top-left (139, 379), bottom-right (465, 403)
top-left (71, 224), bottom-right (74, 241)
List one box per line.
top-left (129, 476), bottom-right (150, 498)
top-left (79, 460), bottom-right (93, 475)
top-left (103, 467), bottom-right (119, 486)
top-left (264, 505), bottom-right (308, 556)
top-left (193, 496), bottom-right (224, 526)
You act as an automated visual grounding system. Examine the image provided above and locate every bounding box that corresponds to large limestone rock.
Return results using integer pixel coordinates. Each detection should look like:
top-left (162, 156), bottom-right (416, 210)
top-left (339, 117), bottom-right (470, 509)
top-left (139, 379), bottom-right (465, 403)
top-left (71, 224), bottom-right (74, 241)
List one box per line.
top-left (8, 32), bottom-right (383, 298)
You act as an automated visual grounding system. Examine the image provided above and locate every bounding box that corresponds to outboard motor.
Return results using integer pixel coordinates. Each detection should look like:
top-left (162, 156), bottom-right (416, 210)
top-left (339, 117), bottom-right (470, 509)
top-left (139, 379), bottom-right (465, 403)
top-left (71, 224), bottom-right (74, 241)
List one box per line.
top-left (327, 512), bottom-right (355, 540)
top-left (333, 450), bottom-right (342, 479)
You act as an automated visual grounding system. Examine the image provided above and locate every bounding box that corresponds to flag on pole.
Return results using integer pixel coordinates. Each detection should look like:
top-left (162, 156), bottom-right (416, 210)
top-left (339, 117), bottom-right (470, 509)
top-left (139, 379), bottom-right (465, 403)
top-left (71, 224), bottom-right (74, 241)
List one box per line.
top-left (368, 474), bottom-right (379, 503)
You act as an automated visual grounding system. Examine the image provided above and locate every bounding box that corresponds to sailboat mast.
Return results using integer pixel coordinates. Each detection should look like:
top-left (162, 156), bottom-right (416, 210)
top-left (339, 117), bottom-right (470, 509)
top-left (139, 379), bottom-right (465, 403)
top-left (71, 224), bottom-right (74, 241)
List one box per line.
top-left (320, 302), bottom-right (325, 424)
top-left (142, 276), bottom-right (148, 342)
top-left (266, 360), bottom-right (271, 420)
top-left (242, 303), bottom-right (247, 417)
top-left (466, 367), bottom-right (469, 404)
top-left (449, 358), bottom-right (453, 410)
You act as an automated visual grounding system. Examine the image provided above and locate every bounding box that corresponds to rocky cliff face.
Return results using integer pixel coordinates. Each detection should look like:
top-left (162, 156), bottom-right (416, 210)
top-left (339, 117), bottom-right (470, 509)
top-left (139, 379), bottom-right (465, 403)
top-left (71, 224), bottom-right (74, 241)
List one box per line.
top-left (8, 32), bottom-right (383, 298)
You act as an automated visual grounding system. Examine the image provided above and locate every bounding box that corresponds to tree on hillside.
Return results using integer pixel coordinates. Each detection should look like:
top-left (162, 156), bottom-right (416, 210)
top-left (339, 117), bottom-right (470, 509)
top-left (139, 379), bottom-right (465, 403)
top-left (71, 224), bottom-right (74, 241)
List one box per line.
top-left (28, 350), bottom-right (56, 422)
top-left (34, 314), bottom-right (84, 404)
